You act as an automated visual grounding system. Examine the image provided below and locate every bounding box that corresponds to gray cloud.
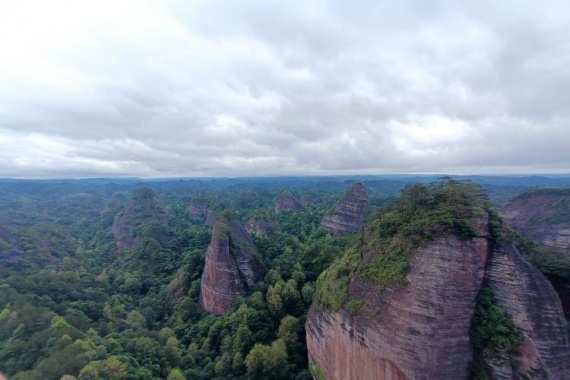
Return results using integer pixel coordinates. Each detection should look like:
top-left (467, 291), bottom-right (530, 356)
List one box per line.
top-left (0, 0), bottom-right (569, 178)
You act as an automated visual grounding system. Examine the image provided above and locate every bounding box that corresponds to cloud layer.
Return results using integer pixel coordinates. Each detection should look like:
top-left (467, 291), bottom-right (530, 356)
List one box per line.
top-left (1, 0), bottom-right (569, 177)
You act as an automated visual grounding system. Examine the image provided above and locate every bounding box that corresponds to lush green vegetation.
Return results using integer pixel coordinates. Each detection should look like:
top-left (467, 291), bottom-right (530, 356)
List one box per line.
top-left (316, 178), bottom-right (488, 311)
top-left (0, 181), bottom-right (352, 379)
top-left (470, 287), bottom-right (524, 379)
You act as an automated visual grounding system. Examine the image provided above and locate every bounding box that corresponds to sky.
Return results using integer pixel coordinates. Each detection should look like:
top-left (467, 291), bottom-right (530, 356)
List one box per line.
top-left (0, 0), bottom-right (569, 178)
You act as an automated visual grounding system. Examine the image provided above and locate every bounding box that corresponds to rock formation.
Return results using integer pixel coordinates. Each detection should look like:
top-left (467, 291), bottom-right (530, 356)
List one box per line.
top-left (245, 217), bottom-right (272, 237)
top-left (275, 191), bottom-right (304, 214)
top-left (111, 187), bottom-right (174, 251)
top-left (321, 182), bottom-right (369, 236)
top-left (199, 218), bottom-right (266, 315)
top-left (486, 243), bottom-right (570, 378)
top-left (307, 231), bottom-right (570, 379)
top-left (307, 182), bottom-right (570, 380)
top-left (500, 188), bottom-right (570, 250)
top-left (187, 202), bottom-right (214, 226)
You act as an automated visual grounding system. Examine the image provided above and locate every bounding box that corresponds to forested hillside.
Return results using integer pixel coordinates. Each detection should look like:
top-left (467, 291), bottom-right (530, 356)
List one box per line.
top-left (0, 176), bottom-right (569, 379)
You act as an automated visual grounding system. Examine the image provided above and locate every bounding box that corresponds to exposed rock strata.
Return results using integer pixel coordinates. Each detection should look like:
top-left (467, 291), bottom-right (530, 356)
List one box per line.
top-left (486, 243), bottom-right (570, 378)
top-left (199, 219), bottom-right (266, 315)
top-left (111, 187), bottom-right (174, 251)
top-left (501, 190), bottom-right (570, 250)
top-left (307, 218), bottom-right (570, 379)
top-left (321, 182), bottom-right (369, 236)
top-left (275, 191), bottom-right (304, 214)
top-left (187, 203), bottom-right (214, 226)
top-left (307, 233), bottom-right (489, 380)
top-left (245, 218), bottom-right (272, 237)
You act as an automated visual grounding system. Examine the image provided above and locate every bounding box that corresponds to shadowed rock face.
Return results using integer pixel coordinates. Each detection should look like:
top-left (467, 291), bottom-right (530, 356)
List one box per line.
top-left (111, 187), bottom-right (174, 251)
top-left (306, 218), bottom-right (570, 379)
top-left (187, 203), bottom-right (214, 226)
top-left (245, 218), bottom-right (271, 237)
top-left (275, 191), bottom-right (304, 214)
top-left (199, 219), bottom-right (266, 315)
top-left (321, 182), bottom-right (369, 236)
top-left (501, 190), bottom-right (570, 250)
top-left (486, 244), bottom-right (570, 379)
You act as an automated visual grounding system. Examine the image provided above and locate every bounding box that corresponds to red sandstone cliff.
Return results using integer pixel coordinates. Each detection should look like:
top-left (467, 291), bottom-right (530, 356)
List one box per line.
top-left (306, 220), bottom-right (570, 379)
top-left (187, 202), bottom-right (214, 226)
top-left (500, 189), bottom-right (570, 250)
top-left (321, 182), bottom-right (369, 236)
top-left (111, 187), bottom-right (174, 251)
top-left (275, 191), bottom-right (305, 214)
top-left (245, 217), bottom-right (272, 237)
top-left (199, 218), bottom-right (266, 315)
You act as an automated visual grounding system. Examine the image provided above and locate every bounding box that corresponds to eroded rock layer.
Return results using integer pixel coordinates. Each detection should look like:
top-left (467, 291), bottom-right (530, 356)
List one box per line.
top-left (187, 203), bottom-right (214, 226)
top-left (501, 189), bottom-right (570, 250)
top-left (275, 191), bottom-right (304, 214)
top-left (307, 222), bottom-right (570, 379)
top-left (486, 243), bottom-right (570, 379)
top-left (321, 182), bottom-right (369, 236)
top-left (199, 219), bottom-right (266, 315)
top-left (111, 187), bottom-right (174, 251)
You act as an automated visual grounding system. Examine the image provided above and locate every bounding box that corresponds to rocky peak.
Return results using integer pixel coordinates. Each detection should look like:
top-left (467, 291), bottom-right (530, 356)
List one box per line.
top-left (111, 187), bottom-right (174, 251)
top-left (321, 181), bottom-right (369, 236)
top-left (275, 191), bottom-right (304, 214)
top-left (199, 217), bottom-right (266, 315)
top-left (186, 200), bottom-right (214, 226)
top-left (245, 217), bottom-right (272, 237)
top-left (307, 180), bottom-right (570, 379)
top-left (500, 188), bottom-right (570, 250)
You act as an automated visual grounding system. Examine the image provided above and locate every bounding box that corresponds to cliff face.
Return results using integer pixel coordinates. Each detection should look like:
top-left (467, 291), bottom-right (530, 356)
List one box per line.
top-left (275, 191), bottom-right (304, 214)
top-left (321, 182), bottom-right (369, 236)
top-left (111, 187), bottom-right (174, 251)
top-left (500, 190), bottom-right (570, 250)
top-left (245, 218), bottom-right (272, 237)
top-left (187, 203), bottom-right (214, 226)
top-left (307, 221), bottom-right (570, 379)
top-left (486, 243), bottom-right (570, 378)
top-left (199, 219), bottom-right (266, 315)
top-left (307, 232), bottom-right (490, 380)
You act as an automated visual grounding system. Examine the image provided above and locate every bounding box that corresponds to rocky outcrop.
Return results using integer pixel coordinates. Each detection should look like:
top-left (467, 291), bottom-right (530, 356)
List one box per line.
top-left (307, 219), bottom-right (570, 379)
top-left (486, 243), bottom-right (570, 378)
top-left (275, 191), bottom-right (304, 214)
top-left (307, 232), bottom-right (490, 380)
top-left (245, 218), bottom-right (272, 237)
top-left (500, 189), bottom-right (570, 250)
top-left (187, 202), bottom-right (214, 226)
top-left (199, 218), bottom-right (266, 315)
top-left (111, 187), bottom-right (174, 251)
top-left (321, 182), bottom-right (369, 236)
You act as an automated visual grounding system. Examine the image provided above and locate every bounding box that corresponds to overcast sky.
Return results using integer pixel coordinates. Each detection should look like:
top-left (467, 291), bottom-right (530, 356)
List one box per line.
top-left (1, 0), bottom-right (569, 178)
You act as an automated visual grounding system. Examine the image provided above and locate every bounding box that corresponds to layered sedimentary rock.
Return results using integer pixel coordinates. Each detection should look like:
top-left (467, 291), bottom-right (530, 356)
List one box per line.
top-left (245, 218), bottom-right (272, 237)
top-left (275, 191), bottom-right (304, 214)
top-left (501, 189), bottom-right (570, 250)
top-left (307, 217), bottom-right (570, 379)
top-left (187, 202), bottom-right (214, 226)
top-left (486, 243), bottom-right (570, 378)
top-left (307, 232), bottom-right (490, 380)
top-left (199, 218), bottom-right (266, 315)
top-left (321, 182), bottom-right (369, 236)
top-left (111, 187), bottom-right (174, 251)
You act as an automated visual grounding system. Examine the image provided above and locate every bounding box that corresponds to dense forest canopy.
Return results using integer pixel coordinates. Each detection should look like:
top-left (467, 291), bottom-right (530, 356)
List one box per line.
top-left (0, 175), bottom-right (569, 379)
